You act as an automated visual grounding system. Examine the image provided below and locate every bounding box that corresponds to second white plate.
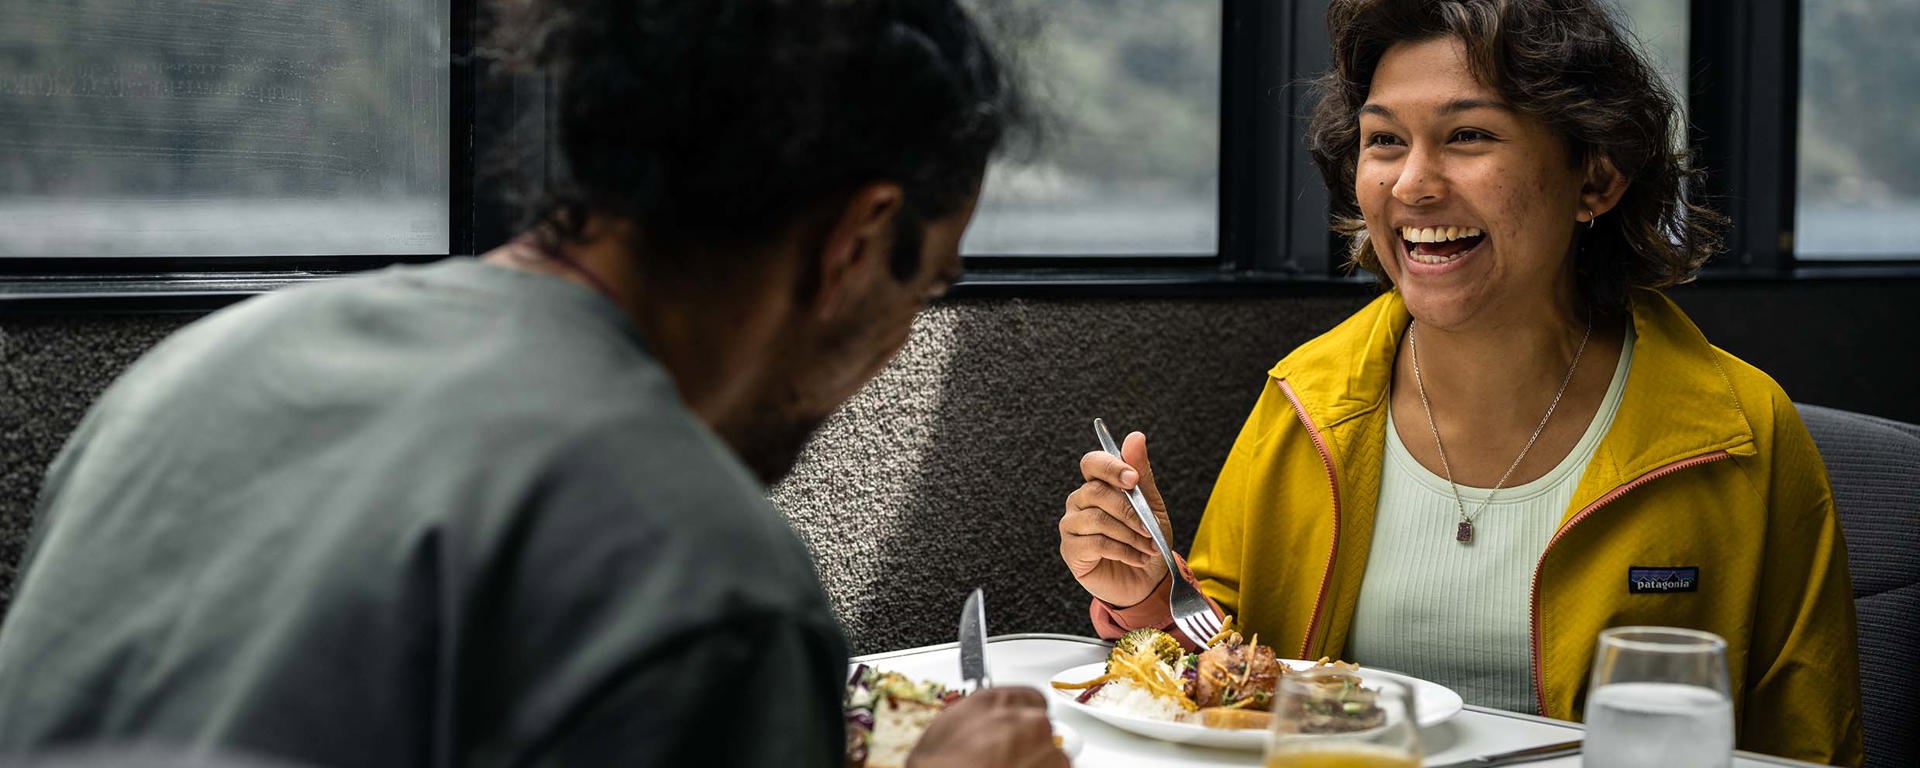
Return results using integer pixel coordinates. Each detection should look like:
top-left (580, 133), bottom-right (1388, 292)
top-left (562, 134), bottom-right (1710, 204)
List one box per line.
top-left (1047, 660), bottom-right (1464, 751)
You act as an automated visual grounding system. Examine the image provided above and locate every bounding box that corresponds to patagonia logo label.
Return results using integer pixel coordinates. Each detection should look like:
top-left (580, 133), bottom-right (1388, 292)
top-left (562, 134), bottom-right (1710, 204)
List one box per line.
top-left (1628, 566), bottom-right (1699, 594)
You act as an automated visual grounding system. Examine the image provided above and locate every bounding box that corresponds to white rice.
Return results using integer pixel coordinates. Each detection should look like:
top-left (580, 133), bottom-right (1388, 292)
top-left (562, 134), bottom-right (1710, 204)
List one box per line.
top-left (1087, 678), bottom-right (1188, 722)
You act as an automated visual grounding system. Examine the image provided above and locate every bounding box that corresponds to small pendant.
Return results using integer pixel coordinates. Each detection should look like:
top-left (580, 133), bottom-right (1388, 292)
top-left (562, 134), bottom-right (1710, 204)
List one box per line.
top-left (1456, 519), bottom-right (1475, 543)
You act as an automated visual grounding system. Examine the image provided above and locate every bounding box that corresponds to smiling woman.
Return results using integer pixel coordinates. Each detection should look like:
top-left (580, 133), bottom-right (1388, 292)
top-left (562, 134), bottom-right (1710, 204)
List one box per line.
top-left (1349, 36), bottom-right (1619, 336)
top-left (1309, 0), bottom-right (1720, 314)
top-left (1056, 1), bottom-right (1864, 766)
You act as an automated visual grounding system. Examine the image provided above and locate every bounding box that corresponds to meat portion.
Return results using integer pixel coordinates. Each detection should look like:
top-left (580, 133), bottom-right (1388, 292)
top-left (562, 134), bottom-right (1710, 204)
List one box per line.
top-left (1190, 636), bottom-right (1282, 709)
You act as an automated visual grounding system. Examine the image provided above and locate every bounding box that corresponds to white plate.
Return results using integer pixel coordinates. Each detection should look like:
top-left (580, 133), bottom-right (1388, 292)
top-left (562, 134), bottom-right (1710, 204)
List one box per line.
top-left (1047, 660), bottom-right (1464, 751)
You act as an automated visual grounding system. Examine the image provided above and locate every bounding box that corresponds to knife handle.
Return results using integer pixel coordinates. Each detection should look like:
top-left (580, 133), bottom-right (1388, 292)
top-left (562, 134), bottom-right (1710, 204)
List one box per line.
top-left (1429, 739), bottom-right (1582, 768)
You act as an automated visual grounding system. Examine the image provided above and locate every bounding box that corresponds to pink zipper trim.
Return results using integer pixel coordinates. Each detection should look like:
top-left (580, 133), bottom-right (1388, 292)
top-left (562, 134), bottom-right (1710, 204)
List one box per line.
top-left (1278, 379), bottom-right (1341, 660)
top-left (1528, 450), bottom-right (1732, 716)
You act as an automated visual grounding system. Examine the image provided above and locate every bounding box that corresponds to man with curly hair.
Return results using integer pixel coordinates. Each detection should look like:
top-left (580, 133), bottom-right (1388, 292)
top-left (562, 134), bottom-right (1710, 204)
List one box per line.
top-left (0, 2), bottom-right (1062, 766)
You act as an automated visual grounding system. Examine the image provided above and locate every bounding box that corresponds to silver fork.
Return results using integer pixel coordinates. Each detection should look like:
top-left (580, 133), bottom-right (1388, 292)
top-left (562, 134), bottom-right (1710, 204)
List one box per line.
top-left (1092, 418), bottom-right (1225, 648)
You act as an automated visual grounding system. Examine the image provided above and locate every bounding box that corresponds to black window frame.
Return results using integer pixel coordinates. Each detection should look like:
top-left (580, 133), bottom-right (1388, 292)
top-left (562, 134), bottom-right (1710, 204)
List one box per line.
top-left (1693, 0), bottom-right (1796, 274)
top-left (1, 0), bottom-right (1915, 313)
top-left (1711, 0), bottom-right (1918, 273)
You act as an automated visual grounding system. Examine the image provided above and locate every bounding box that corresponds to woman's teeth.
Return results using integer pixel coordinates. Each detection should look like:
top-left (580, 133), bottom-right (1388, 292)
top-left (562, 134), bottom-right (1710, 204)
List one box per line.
top-left (1399, 226), bottom-right (1483, 243)
top-left (1399, 225), bottom-right (1485, 265)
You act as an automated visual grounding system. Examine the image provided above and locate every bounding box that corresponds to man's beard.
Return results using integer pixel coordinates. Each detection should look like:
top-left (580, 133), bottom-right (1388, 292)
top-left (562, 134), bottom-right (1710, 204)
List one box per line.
top-left (721, 308), bottom-right (881, 487)
top-left (722, 406), bottom-right (829, 487)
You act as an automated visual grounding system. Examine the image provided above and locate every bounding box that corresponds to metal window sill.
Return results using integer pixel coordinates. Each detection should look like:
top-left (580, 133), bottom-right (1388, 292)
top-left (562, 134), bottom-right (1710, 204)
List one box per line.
top-left (5, 262), bottom-right (1920, 314)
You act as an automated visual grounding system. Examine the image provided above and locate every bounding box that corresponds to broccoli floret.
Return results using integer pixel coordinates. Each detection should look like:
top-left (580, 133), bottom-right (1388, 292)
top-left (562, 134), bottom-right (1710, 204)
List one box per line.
top-left (1108, 628), bottom-right (1184, 671)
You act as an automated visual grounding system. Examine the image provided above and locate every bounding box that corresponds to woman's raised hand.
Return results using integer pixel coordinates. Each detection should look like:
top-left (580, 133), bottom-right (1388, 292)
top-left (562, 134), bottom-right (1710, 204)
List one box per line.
top-left (1058, 430), bottom-right (1174, 608)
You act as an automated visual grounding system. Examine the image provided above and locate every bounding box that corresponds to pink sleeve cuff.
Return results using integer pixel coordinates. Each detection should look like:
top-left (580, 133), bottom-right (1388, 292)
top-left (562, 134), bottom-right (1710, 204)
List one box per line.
top-left (1087, 554), bottom-right (1215, 650)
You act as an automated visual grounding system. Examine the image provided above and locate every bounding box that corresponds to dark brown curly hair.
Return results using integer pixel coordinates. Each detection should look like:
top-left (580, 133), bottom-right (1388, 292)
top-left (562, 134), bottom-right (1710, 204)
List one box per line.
top-left (485, 0), bottom-right (1025, 283)
top-left (1307, 0), bottom-right (1724, 311)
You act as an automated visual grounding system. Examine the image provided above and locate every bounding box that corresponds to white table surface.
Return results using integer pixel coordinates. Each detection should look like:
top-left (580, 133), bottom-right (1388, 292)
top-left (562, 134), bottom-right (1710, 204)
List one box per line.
top-left (851, 633), bottom-right (1820, 768)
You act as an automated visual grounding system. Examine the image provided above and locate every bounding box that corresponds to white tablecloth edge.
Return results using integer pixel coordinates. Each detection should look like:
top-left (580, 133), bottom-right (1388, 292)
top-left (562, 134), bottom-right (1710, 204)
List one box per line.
top-left (854, 633), bottom-right (1828, 768)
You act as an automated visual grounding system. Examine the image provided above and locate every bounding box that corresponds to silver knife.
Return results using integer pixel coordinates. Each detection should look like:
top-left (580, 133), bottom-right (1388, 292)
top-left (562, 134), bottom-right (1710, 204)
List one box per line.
top-left (958, 588), bottom-right (991, 691)
top-left (1426, 739), bottom-right (1582, 768)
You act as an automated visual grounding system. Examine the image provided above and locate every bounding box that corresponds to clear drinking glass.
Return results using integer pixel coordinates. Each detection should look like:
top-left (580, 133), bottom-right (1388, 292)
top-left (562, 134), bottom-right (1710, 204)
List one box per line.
top-left (1583, 626), bottom-right (1734, 768)
top-left (1265, 669), bottom-right (1421, 768)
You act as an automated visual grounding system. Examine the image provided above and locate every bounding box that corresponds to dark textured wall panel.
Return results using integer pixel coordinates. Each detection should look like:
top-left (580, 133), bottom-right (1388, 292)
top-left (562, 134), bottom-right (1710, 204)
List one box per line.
top-left (768, 296), bottom-right (1369, 653)
top-left (1668, 279), bottom-right (1920, 425)
top-left (0, 314), bottom-right (198, 605)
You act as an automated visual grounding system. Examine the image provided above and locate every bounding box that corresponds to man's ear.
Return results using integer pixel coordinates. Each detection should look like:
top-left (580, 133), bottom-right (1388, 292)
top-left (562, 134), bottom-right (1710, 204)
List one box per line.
top-left (811, 182), bottom-right (904, 319)
top-left (1581, 154), bottom-right (1630, 220)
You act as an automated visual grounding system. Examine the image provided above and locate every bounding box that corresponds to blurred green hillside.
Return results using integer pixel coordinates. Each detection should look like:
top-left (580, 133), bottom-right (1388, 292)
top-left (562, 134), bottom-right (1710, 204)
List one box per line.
top-left (0, 0), bottom-right (447, 198)
top-left (965, 0), bottom-right (1220, 201)
top-left (1799, 0), bottom-right (1920, 204)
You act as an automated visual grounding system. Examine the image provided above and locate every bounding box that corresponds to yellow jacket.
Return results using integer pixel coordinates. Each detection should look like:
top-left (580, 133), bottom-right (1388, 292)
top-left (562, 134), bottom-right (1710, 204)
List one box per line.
top-left (1110, 289), bottom-right (1863, 764)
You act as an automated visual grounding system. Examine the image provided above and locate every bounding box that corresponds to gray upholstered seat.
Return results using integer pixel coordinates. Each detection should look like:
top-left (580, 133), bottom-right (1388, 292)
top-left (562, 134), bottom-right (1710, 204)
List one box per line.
top-left (1799, 403), bottom-right (1920, 768)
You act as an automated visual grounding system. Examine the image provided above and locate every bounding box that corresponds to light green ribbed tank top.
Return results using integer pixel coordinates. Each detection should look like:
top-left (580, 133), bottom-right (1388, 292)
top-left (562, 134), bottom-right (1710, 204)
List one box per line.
top-left (1347, 322), bottom-right (1635, 714)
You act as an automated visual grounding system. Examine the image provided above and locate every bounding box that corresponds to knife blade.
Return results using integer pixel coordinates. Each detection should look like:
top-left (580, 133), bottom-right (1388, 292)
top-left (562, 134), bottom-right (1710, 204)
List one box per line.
top-left (958, 588), bottom-right (990, 691)
top-left (1425, 739), bottom-right (1581, 768)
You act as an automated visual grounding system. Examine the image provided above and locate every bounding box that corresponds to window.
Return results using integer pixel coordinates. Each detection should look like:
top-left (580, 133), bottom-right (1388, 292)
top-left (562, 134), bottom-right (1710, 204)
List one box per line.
top-left (959, 0), bottom-right (1221, 258)
top-left (1609, 0), bottom-right (1688, 118)
top-left (1795, 0), bottom-right (1918, 260)
top-left (1, 0), bottom-right (1911, 310)
top-left (0, 0), bottom-right (450, 259)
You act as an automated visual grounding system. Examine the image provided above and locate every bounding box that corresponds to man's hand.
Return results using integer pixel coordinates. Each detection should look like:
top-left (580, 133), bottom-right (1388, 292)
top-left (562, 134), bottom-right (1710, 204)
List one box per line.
top-left (907, 687), bottom-right (1067, 768)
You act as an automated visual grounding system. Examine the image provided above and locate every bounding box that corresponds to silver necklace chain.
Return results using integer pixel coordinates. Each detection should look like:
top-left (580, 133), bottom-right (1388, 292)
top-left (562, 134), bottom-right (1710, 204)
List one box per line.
top-left (1409, 313), bottom-right (1593, 544)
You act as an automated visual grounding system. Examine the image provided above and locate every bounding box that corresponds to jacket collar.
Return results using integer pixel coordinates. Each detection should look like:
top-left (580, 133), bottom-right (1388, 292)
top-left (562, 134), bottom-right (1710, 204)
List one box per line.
top-left (1268, 288), bottom-right (1756, 489)
top-left (1267, 292), bottom-right (1408, 433)
top-left (1573, 289), bottom-right (1757, 507)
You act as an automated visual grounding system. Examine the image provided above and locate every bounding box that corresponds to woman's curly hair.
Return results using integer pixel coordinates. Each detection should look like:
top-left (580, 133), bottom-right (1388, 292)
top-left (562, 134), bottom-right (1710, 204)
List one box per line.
top-left (1306, 0), bottom-right (1725, 310)
top-left (486, 0), bottom-right (1025, 281)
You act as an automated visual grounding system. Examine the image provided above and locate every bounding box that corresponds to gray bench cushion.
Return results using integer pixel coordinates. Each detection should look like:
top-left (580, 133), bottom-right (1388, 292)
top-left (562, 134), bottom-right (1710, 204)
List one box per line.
top-left (1799, 403), bottom-right (1920, 768)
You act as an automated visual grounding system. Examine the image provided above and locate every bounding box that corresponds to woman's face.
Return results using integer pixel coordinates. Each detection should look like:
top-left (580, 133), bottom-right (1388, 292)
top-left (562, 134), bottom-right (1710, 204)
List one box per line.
top-left (1356, 35), bottom-right (1593, 331)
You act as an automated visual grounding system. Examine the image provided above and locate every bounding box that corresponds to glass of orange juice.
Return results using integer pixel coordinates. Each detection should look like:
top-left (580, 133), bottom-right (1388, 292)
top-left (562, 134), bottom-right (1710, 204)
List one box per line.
top-left (1264, 668), bottom-right (1420, 768)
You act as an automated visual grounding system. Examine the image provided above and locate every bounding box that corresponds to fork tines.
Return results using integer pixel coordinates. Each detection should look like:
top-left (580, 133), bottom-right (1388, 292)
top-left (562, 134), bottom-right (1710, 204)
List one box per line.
top-left (1174, 610), bottom-right (1222, 648)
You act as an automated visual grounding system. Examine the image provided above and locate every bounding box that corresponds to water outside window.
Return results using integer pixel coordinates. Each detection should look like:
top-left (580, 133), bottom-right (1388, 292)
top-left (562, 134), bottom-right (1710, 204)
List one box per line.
top-left (959, 0), bottom-right (1220, 257)
top-left (1796, 0), bottom-right (1920, 260)
top-left (0, 0), bottom-right (450, 258)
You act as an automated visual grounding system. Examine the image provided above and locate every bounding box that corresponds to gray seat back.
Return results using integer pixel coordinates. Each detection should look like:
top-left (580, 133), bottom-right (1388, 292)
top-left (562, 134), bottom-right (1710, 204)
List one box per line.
top-left (1799, 403), bottom-right (1920, 768)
